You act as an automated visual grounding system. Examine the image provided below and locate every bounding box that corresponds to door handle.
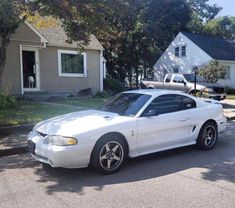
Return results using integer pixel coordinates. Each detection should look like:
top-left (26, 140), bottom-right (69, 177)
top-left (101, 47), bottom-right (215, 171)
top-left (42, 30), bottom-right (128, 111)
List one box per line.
top-left (180, 117), bottom-right (189, 122)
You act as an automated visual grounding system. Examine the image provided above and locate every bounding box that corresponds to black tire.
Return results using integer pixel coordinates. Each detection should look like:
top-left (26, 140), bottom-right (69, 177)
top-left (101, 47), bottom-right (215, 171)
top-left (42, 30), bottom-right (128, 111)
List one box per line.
top-left (196, 121), bottom-right (218, 150)
top-left (90, 134), bottom-right (128, 174)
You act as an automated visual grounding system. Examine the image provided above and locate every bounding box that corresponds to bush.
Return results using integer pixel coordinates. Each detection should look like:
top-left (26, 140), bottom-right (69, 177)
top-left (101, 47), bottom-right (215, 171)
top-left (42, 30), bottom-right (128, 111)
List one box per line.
top-left (0, 92), bottom-right (17, 110)
top-left (198, 60), bottom-right (226, 83)
top-left (104, 78), bottom-right (126, 93)
top-left (95, 91), bottom-right (112, 98)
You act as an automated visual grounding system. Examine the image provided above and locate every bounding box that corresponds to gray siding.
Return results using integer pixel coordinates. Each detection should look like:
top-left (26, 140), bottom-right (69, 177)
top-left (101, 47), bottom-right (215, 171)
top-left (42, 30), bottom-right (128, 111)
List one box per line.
top-left (39, 46), bottom-right (101, 93)
top-left (11, 23), bottom-right (42, 43)
top-left (1, 40), bottom-right (44, 95)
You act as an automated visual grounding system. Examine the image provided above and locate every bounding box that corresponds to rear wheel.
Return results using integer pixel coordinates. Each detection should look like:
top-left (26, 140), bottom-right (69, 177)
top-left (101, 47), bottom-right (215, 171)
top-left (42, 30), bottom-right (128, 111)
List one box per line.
top-left (196, 121), bottom-right (218, 150)
top-left (90, 134), bottom-right (128, 174)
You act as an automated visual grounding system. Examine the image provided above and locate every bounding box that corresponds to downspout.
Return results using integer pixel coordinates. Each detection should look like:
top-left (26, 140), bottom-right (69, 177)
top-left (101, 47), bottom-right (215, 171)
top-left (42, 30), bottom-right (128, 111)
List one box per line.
top-left (99, 49), bottom-right (104, 92)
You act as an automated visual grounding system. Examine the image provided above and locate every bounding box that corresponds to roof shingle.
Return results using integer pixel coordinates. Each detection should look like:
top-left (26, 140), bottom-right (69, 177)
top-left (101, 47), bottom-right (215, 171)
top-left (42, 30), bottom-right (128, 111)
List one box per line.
top-left (182, 32), bottom-right (235, 61)
top-left (37, 24), bottom-right (103, 50)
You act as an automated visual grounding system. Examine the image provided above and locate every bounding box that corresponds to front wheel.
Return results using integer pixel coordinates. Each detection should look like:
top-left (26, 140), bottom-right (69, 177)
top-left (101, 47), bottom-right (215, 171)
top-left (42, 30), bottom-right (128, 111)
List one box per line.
top-left (196, 121), bottom-right (218, 150)
top-left (90, 135), bottom-right (128, 174)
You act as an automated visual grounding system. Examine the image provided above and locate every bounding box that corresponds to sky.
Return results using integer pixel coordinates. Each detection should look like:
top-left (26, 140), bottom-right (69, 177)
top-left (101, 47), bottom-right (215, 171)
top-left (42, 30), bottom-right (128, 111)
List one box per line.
top-left (209, 0), bottom-right (235, 16)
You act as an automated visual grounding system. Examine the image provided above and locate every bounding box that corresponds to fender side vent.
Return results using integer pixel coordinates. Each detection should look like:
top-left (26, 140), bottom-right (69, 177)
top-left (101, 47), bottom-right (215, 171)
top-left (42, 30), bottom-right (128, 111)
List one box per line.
top-left (192, 126), bottom-right (196, 132)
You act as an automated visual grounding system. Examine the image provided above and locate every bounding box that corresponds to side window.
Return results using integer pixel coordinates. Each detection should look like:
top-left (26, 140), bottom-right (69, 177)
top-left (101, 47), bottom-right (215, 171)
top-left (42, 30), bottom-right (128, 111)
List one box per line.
top-left (141, 94), bottom-right (197, 117)
top-left (173, 75), bottom-right (185, 83)
top-left (182, 96), bottom-right (197, 109)
top-left (165, 74), bottom-right (172, 83)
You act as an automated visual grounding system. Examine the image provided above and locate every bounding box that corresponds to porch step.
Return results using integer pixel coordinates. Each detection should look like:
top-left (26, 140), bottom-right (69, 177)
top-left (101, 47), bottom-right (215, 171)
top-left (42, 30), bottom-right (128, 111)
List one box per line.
top-left (23, 91), bottom-right (69, 101)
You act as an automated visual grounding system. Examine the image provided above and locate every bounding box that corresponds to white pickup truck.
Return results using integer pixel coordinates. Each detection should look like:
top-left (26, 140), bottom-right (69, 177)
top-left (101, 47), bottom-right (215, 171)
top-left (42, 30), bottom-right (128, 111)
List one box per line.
top-left (141, 73), bottom-right (226, 100)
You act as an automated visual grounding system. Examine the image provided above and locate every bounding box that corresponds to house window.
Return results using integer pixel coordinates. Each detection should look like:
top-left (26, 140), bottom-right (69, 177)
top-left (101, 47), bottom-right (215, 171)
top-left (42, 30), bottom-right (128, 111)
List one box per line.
top-left (173, 68), bottom-right (179, 73)
top-left (175, 47), bottom-right (180, 57)
top-left (222, 66), bottom-right (231, 79)
top-left (181, 46), bottom-right (186, 57)
top-left (58, 50), bottom-right (87, 77)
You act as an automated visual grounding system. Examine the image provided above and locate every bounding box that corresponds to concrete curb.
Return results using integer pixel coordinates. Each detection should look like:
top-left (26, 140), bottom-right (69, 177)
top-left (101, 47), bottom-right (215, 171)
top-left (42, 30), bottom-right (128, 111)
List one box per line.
top-left (0, 124), bottom-right (34, 134)
top-left (0, 146), bottom-right (28, 157)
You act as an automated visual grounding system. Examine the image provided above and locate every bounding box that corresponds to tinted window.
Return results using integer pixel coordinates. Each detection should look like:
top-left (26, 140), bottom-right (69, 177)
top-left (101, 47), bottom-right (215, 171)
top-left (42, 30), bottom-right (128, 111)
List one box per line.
top-left (98, 93), bottom-right (151, 116)
top-left (165, 74), bottom-right (172, 83)
top-left (141, 94), bottom-right (196, 116)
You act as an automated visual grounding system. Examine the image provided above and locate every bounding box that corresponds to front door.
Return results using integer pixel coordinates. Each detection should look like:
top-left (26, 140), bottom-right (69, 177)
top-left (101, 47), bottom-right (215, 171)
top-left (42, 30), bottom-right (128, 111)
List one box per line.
top-left (22, 49), bottom-right (39, 91)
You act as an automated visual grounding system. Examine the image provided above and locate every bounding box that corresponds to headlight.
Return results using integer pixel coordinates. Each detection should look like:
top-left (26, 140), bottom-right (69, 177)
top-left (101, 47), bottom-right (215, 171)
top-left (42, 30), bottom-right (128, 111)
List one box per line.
top-left (203, 88), bottom-right (214, 93)
top-left (44, 135), bottom-right (77, 146)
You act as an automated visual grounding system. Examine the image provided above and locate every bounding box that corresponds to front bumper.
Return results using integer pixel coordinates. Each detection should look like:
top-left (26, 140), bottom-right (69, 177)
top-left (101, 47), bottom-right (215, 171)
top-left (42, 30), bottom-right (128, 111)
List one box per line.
top-left (202, 93), bottom-right (227, 101)
top-left (27, 131), bottom-right (92, 168)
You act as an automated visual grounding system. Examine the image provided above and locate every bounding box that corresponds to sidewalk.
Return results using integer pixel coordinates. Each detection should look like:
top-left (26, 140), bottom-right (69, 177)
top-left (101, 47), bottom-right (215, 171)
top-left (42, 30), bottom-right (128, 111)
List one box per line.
top-left (221, 99), bottom-right (235, 121)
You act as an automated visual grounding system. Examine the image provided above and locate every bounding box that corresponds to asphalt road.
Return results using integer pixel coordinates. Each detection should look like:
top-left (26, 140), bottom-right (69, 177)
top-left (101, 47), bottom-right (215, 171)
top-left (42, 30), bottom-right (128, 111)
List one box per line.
top-left (0, 122), bottom-right (235, 208)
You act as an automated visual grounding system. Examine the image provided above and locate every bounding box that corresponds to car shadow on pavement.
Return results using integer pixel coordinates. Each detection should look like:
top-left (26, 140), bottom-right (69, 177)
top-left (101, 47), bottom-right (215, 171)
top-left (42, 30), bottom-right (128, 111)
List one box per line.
top-left (0, 121), bottom-right (235, 195)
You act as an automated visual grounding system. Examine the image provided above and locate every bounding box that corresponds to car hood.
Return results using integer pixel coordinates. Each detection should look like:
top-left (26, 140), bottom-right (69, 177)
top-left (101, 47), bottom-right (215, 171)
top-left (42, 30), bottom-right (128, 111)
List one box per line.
top-left (34, 110), bottom-right (121, 137)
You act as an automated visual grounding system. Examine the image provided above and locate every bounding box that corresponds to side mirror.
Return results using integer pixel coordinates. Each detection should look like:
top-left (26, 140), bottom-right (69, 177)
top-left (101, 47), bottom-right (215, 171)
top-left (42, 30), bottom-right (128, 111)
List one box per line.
top-left (183, 81), bottom-right (187, 87)
top-left (143, 109), bottom-right (158, 117)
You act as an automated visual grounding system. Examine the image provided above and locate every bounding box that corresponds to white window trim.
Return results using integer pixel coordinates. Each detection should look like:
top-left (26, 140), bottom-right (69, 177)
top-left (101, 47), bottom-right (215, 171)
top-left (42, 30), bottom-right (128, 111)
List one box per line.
top-left (221, 65), bottom-right (231, 80)
top-left (58, 49), bottom-right (87, 77)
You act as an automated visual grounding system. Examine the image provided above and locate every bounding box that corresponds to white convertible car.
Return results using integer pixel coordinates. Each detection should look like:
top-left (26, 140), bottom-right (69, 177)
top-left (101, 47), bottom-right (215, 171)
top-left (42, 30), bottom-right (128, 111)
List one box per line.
top-left (28, 90), bottom-right (227, 174)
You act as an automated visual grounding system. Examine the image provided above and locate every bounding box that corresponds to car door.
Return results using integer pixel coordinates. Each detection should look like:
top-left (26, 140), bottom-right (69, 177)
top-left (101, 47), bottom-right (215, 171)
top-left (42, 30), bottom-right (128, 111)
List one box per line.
top-left (170, 75), bottom-right (187, 92)
top-left (137, 94), bottom-right (192, 155)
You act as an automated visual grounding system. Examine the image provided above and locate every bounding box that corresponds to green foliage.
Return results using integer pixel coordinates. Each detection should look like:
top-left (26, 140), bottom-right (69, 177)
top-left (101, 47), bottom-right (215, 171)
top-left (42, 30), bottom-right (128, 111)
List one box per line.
top-left (198, 61), bottom-right (226, 83)
top-left (0, 92), bottom-right (17, 110)
top-left (95, 91), bottom-right (112, 98)
top-left (104, 78), bottom-right (125, 93)
top-left (204, 16), bottom-right (235, 40)
top-left (187, 0), bottom-right (222, 33)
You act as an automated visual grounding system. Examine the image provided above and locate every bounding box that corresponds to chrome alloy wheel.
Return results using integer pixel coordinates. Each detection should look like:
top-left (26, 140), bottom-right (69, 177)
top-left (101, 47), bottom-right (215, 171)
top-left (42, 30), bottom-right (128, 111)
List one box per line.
top-left (99, 141), bottom-right (124, 171)
top-left (203, 125), bottom-right (217, 147)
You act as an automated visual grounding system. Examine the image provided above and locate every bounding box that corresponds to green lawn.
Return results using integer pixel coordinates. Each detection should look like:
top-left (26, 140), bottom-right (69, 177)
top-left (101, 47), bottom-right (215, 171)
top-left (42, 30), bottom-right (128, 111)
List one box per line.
top-left (227, 94), bottom-right (235, 100)
top-left (0, 101), bottom-right (82, 127)
top-left (0, 97), bottom-right (107, 127)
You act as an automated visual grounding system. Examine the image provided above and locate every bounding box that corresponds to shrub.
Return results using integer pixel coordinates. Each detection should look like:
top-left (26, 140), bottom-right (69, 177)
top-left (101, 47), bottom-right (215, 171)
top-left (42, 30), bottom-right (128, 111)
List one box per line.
top-left (198, 60), bottom-right (226, 83)
top-left (0, 92), bottom-right (17, 110)
top-left (95, 91), bottom-right (112, 98)
top-left (104, 78), bottom-right (126, 93)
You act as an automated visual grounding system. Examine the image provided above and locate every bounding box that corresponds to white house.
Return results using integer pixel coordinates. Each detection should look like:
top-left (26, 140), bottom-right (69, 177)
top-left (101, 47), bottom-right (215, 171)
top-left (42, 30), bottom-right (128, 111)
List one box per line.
top-left (153, 32), bottom-right (235, 89)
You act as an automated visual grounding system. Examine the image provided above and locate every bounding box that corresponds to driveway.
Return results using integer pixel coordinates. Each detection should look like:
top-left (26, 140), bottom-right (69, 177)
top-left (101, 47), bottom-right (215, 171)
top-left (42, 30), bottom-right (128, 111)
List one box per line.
top-left (0, 121), bottom-right (234, 208)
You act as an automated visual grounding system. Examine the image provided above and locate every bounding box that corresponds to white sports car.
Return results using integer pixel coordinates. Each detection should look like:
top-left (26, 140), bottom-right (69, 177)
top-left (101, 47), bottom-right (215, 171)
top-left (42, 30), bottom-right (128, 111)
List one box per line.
top-left (28, 90), bottom-right (227, 174)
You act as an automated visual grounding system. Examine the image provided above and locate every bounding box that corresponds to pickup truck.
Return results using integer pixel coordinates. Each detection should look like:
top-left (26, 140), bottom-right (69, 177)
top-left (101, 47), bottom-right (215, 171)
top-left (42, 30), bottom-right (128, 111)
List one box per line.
top-left (141, 73), bottom-right (226, 100)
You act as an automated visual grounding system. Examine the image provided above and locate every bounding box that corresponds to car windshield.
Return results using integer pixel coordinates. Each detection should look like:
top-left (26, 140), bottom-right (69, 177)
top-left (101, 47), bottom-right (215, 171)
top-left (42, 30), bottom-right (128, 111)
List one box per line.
top-left (98, 93), bottom-right (151, 116)
top-left (184, 74), bottom-right (206, 82)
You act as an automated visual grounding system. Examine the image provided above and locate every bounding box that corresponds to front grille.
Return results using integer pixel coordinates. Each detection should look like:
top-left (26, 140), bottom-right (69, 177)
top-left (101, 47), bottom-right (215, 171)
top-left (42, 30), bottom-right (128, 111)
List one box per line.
top-left (213, 87), bottom-right (224, 93)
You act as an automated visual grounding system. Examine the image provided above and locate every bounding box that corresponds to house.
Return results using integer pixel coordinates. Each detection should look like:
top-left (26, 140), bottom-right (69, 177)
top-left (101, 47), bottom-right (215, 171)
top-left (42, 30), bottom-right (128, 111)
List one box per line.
top-left (1, 22), bottom-right (106, 95)
top-left (153, 32), bottom-right (235, 89)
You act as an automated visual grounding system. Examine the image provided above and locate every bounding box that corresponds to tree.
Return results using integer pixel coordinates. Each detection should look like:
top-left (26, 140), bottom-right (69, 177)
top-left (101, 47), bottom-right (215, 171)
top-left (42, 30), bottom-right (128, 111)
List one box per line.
top-left (198, 60), bottom-right (226, 83)
top-left (0, 0), bottom-right (27, 80)
top-left (187, 0), bottom-right (222, 34)
top-left (204, 16), bottom-right (235, 40)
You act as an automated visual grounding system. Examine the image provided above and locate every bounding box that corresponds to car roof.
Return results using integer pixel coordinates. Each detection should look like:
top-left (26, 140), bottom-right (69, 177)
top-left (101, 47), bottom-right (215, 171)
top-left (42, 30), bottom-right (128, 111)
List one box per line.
top-left (122, 89), bottom-right (189, 97)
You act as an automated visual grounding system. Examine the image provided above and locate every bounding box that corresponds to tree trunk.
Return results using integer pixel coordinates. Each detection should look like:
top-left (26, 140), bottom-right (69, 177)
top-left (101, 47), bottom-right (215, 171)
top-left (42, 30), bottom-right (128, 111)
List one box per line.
top-left (0, 34), bottom-right (9, 87)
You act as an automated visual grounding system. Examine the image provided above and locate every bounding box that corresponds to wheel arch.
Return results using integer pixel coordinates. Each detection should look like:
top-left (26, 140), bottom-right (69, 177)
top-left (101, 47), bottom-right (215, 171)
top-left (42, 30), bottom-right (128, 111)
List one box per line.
top-left (90, 132), bottom-right (130, 159)
top-left (202, 119), bottom-right (218, 129)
